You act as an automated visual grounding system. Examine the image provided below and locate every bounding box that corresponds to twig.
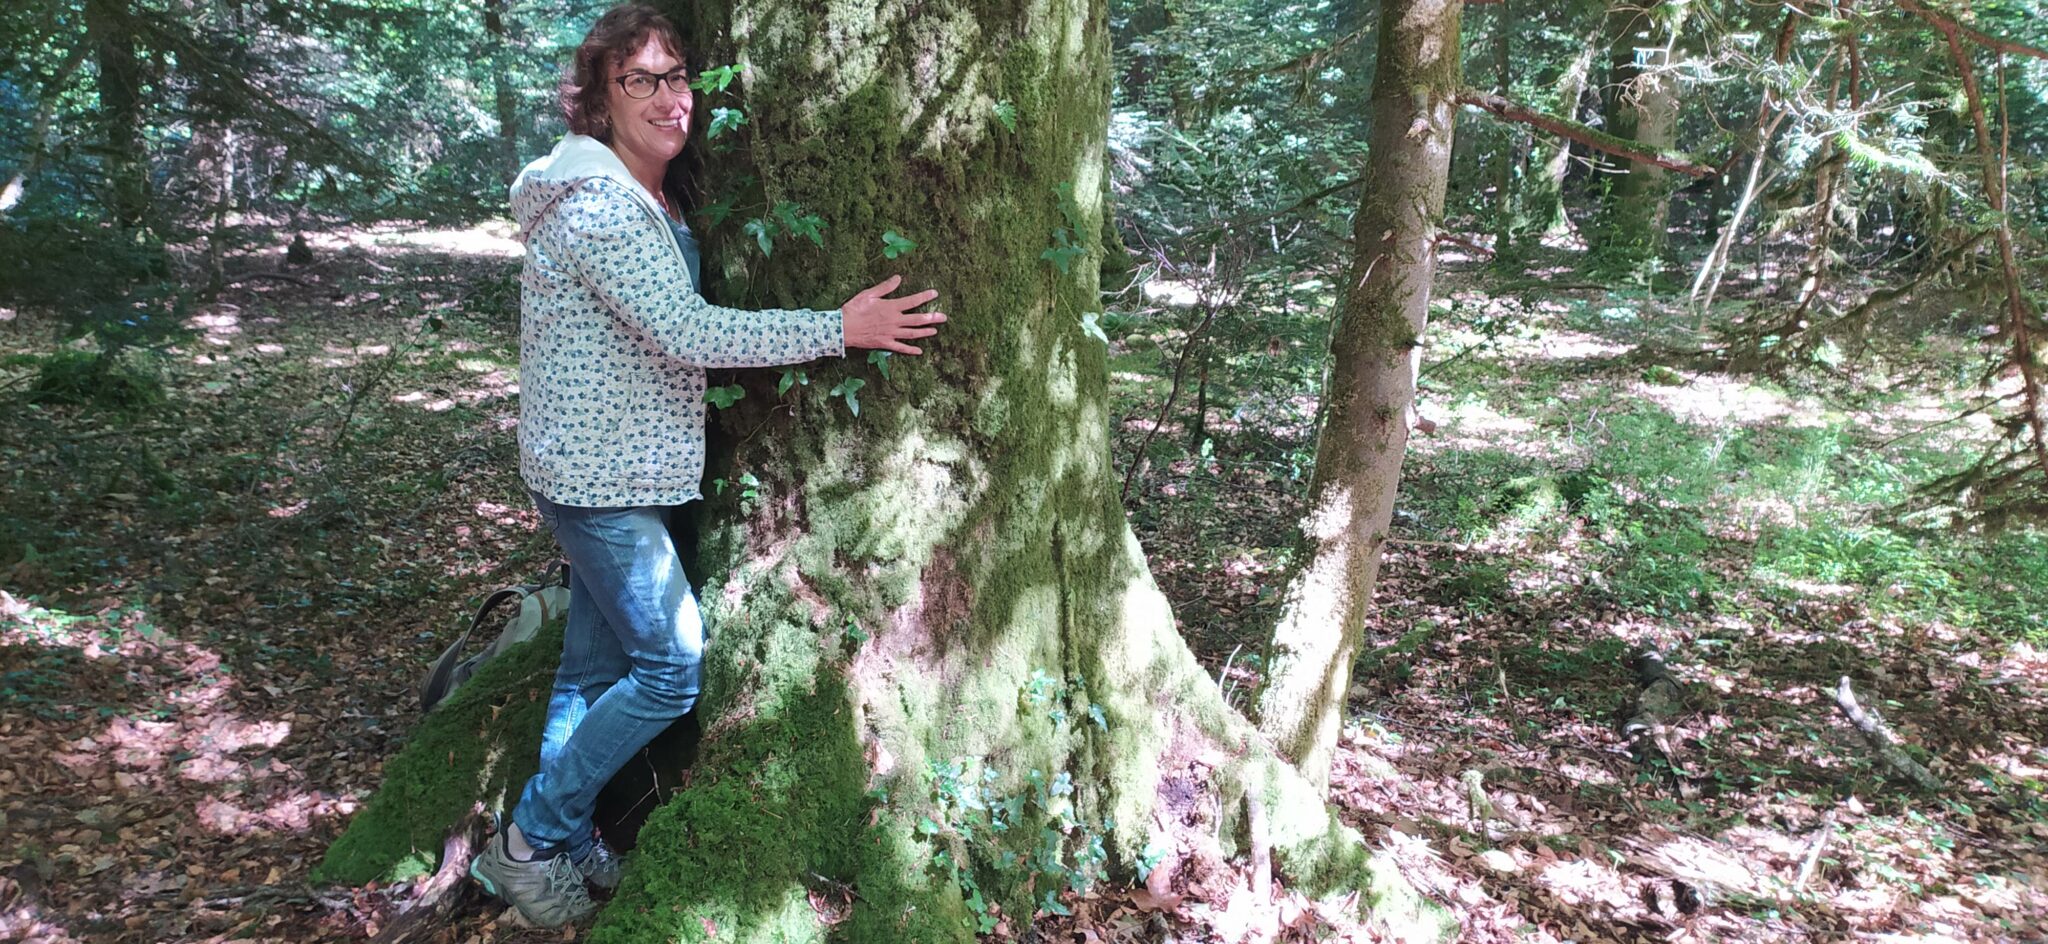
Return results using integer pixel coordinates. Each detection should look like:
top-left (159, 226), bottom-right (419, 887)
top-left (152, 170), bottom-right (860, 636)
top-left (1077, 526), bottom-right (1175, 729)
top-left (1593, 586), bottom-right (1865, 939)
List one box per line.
top-left (1119, 245), bottom-right (1241, 503)
top-left (1793, 809), bottom-right (1838, 892)
top-left (1434, 233), bottom-right (1496, 257)
top-left (1831, 676), bottom-right (1945, 792)
top-left (1246, 793), bottom-right (1272, 902)
top-left (1895, 0), bottom-right (2048, 61)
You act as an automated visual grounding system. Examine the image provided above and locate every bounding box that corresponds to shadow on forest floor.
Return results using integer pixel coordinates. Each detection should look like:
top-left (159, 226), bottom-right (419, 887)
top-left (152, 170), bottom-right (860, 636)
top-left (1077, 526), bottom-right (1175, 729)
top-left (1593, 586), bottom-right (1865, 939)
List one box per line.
top-left (1, 226), bottom-right (2045, 943)
top-left (0, 224), bottom-right (568, 943)
top-left (1118, 257), bottom-right (2048, 942)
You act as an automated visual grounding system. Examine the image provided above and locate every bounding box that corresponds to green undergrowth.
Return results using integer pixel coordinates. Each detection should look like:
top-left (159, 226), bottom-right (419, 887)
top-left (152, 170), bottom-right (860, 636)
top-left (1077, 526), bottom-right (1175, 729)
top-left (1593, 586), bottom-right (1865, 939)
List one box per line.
top-left (312, 622), bottom-right (560, 885)
top-left (1394, 370), bottom-right (2048, 637)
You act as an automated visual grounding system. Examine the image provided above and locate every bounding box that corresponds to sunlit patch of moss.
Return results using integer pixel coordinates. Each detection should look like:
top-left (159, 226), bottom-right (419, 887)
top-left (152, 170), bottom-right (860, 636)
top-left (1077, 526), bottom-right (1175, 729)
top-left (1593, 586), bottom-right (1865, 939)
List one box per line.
top-left (312, 623), bottom-right (559, 885)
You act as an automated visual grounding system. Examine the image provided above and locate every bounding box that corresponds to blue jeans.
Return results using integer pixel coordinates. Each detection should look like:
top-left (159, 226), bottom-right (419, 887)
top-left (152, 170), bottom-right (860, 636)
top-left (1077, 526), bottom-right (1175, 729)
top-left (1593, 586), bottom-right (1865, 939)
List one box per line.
top-left (514, 492), bottom-right (704, 859)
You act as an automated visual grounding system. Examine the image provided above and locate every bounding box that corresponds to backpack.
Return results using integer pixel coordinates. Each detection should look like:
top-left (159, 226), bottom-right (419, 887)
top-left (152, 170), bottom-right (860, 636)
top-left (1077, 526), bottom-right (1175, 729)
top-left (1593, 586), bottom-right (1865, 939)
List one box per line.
top-left (420, 562), bottom-right (571, 712)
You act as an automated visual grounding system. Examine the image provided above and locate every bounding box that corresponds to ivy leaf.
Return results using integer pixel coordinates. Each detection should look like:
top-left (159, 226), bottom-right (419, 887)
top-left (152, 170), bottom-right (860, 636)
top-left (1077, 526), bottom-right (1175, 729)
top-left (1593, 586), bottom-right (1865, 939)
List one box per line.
top-left (1040, 228), bottom-right (1084, 273)
top-left (992, 99), bottom-right (1018, 133)
top-left (704, 384), bottom-right (746, 409)
top-left (702, 194), bottom-right (736, 227)
top-left (829, 376), bottom-right (865, 416)
top-left (867, 349), bottom-right (892, 380)
top-left (773, 202), bottom-right (826, 246)
top-left (707, 107), bottom-right (747, 140)
top-left (1079, 311), bottom-right (1108, 344)
top-left (881, 229), bottom-right (917, 259)
top-left (743, 217), bottom-right (774, 256)
top-left (776, 367), bottom-right (808, 396)
top-left (690, 64), bottom-right (739, 93)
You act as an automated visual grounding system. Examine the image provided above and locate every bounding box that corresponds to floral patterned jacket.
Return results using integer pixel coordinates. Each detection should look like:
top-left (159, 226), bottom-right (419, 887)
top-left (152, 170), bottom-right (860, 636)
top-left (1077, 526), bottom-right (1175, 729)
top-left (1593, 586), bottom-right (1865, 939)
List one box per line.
top-left (510, 135), bottom-right (844, 507)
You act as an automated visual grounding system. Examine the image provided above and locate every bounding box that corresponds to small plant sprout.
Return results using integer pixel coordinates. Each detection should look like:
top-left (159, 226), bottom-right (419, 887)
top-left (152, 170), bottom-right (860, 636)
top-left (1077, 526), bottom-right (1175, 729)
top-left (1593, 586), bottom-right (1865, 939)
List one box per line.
top-left (705, 384), bottom-right (745, 409)
top-left (689, 64), bottom-right (739, 93)
top-left (881, 229), bottom-right (917, 259)
top-left (829, 376), bottom-right (865, 416)
top-left (707, 107), bottom-right (746, 140)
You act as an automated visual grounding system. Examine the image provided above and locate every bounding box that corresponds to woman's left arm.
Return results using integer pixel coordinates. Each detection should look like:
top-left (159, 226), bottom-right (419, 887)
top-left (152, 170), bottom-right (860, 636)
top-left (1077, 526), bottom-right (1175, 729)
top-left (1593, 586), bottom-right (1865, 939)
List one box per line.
top-left (558, 180), bottom-right (843, 369)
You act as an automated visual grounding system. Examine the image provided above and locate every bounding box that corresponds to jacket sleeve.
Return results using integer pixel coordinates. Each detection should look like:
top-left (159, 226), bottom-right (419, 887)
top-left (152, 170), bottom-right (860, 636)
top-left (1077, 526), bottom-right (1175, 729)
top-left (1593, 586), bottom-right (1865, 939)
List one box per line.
top-left (553, 179), bottom-right (845, 368)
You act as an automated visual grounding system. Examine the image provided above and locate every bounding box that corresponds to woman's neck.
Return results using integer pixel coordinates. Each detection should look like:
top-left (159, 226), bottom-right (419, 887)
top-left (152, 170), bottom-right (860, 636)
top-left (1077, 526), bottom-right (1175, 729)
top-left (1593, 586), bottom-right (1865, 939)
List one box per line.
top-left (612, 147), bottom-right (669, 216)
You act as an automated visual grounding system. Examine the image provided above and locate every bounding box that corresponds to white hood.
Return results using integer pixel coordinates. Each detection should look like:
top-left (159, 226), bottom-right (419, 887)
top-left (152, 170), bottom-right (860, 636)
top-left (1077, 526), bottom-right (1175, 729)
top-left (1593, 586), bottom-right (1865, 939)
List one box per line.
top-left (509, 135), bottom-right (663, 242)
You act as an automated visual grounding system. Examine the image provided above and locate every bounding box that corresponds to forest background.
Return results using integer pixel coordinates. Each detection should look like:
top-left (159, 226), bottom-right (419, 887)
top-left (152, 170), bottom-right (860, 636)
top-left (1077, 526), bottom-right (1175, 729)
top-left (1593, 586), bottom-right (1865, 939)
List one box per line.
top-left (2, 0), bottom-right (2046, 942)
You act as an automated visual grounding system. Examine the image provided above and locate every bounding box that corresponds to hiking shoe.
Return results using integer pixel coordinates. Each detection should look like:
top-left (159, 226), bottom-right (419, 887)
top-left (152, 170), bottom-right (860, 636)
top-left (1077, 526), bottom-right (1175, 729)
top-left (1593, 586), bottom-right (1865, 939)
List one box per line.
top-left (576, 838), bottom-right (624, 892)
top-left (469, 830), bottom-right (598, 927)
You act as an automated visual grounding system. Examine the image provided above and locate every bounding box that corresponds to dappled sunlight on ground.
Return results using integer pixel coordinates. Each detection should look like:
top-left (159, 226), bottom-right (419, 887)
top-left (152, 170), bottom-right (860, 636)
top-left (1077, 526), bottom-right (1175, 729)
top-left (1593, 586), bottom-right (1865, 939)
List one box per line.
top-left (1123, 261), bottom-right (2048, 942)
top-left (301, 220), bottom-right (523, 261)
top-left (1629, 372), bottom-right (1810, 428)
top-left (0, 225), bottom-right (554, 941)
top-left (0, 590), bottom-right (364, 940)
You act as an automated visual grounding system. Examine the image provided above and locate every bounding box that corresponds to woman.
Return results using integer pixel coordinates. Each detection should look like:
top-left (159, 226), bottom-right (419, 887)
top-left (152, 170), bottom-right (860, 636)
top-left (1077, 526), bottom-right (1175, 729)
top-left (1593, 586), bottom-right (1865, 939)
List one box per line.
top-left (469, 4), bottom-right (945, 927)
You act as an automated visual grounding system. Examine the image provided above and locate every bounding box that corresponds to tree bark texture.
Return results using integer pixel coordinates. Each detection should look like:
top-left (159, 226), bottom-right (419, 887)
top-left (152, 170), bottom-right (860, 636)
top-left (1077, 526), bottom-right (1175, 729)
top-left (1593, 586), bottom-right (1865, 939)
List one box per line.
top-left (1488, 0), bottom-right (1516, 255)
top-left (320, 1), bottom-right (1451, 941)
top-left (483, 0), bottom-right (521, 186)
top-left (1519, 35), bottom-right (1597, 242)
top-left (1589, 0), bottom-right (1682, 268)
top-left (1254, 0), bottom-right (1462, 794)
top-left (86, 0), bottom-right (150, 228)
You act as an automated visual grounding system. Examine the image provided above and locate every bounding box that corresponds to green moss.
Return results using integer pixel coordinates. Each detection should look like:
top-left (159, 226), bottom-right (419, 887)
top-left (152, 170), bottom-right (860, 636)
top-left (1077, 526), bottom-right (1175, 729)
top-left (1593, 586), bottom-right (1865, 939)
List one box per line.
top-left (313, 624), bottom-right (560, 885)
top-left (591, 675), bottom-right (981, 944)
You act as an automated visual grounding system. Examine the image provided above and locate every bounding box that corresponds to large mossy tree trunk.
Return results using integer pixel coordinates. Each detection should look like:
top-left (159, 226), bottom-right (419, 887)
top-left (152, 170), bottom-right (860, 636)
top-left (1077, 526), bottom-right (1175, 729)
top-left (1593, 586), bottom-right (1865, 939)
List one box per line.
top-left (1252, 0), bottom-right (1461, 793)
top-left (1587, 0), bottom-right (1681, 271)
top-left (319, 1), bottom-right (1452, 941)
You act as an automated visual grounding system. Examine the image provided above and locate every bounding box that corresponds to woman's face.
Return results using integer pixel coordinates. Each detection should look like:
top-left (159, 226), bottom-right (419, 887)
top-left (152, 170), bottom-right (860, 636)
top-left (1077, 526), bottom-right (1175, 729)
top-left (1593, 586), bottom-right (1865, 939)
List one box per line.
top-left (604, 36), bottom-right (693, 171)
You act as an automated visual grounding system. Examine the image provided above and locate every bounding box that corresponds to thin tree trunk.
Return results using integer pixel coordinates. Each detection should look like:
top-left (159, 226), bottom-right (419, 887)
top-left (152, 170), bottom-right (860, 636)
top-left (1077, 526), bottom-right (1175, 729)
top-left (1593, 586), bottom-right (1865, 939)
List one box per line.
top-left (1524, 39), bottom-right (1597, 241)
top-left (0, 44), bottom-right (90, 216)
top-left (1925, 22), bottom-right (2048, 487)
top-left (1489, 0), bottom-right (1515, 255)
top-left (86, 0), bottom-right (150, 229)
top-left (1589, 0), bottom-right (1684, 269)
top-left (192, 121), bottom-right (237, 296)
top-left (482, 0), bottom-right (520, 185)
top-left (1255, 0), bottom-right (1463, 792)
top-left (1688, 10), bottom-right (1798, 311)
top-left (1790, 3), bottom-right (1866, 323)
top-left (1790, 70), bottom-right (1846, 317)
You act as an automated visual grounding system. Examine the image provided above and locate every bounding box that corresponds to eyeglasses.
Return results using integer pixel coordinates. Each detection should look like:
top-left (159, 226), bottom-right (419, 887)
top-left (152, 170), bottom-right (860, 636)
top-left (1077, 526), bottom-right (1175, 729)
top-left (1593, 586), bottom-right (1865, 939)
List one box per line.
top-left (614, 69), bottom-right (691, 100)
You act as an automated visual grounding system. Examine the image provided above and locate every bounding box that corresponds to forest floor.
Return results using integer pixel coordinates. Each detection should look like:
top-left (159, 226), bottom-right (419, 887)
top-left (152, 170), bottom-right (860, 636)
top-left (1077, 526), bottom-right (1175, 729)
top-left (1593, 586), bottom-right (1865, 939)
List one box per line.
top-left (0, 222), bottom-right (2044, 943)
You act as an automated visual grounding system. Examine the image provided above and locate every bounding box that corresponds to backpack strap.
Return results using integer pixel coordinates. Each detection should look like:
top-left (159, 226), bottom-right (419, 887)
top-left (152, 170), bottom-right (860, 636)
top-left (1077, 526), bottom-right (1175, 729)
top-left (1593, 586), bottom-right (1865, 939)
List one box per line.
top-left (419, 586), bottom-right (531, 711)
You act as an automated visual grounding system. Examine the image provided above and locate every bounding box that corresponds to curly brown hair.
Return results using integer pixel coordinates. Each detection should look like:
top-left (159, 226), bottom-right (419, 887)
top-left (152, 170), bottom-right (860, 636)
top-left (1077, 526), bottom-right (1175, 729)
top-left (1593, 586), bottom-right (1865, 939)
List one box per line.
top-left (558, 4), bottom-right (687, 139)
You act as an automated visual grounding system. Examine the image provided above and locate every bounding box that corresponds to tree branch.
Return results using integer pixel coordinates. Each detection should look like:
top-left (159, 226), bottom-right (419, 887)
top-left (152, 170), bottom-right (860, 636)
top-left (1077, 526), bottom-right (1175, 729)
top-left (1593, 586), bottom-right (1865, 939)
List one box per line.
top-left (1896, 0), bottom-right (2048, 61)
top-left (1455, 89), bottom-right (1718, 177)
top-left (1832, 676), bottom-right (1945, 792)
